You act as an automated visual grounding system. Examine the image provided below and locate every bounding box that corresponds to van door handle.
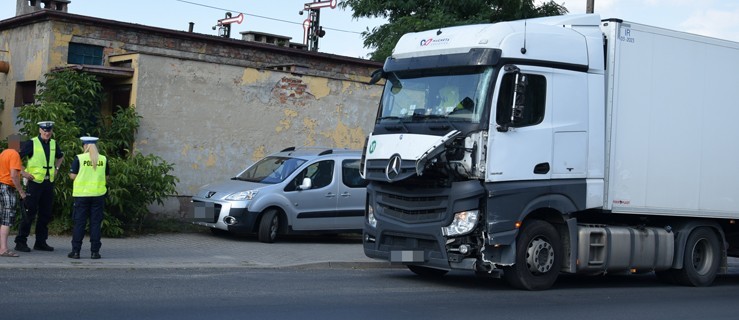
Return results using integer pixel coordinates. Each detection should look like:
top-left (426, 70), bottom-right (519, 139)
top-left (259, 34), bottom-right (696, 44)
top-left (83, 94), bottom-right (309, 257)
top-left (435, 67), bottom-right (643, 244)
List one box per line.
top-left (325, 193), bottom-right (336, 198)
top-left (340, 192), bottom-right (351, 197)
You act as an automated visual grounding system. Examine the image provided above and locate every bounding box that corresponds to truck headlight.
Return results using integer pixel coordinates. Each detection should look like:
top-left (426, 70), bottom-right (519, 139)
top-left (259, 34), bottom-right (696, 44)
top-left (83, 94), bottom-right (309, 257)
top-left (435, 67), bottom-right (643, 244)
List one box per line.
top-left (442, 210), bottom-right (479, 236)
top-left (367, 204), bottom-right (377, 228)
top-left (225, 190), bottom-right (258, 201)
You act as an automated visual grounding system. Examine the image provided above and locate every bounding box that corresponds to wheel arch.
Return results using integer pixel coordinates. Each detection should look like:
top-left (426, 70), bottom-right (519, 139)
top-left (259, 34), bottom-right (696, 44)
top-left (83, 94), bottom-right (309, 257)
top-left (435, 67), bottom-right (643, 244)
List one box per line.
top-left (518, 194), bottom-right (580, 274)
top-left (670, 220), bottom-right (727, 271)
top-left (254, 206), bottom-right (289, 234)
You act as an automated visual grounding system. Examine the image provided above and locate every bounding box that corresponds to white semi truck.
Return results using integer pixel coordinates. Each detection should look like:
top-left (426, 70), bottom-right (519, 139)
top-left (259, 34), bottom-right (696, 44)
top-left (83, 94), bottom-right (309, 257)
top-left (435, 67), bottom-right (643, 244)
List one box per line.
top-left (360, 14), bottom-right (739, 290)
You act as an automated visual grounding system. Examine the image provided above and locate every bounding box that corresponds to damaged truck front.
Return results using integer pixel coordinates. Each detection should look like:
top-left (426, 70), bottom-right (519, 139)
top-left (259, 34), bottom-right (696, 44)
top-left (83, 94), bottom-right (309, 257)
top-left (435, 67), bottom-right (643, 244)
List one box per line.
top-left (360, 14), bottom-right (739, 290)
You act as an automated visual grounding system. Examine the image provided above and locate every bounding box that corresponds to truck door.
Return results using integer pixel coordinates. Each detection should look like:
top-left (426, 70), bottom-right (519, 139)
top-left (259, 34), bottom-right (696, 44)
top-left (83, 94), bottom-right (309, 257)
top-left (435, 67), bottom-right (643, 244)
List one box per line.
top-left (487, 67), bottom-right (552, 182)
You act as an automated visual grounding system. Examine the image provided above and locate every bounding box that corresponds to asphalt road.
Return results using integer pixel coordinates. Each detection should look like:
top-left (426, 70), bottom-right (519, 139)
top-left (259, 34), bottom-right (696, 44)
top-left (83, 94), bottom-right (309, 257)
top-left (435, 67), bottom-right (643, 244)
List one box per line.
top-left (2, 268), bottom-right (739, 320)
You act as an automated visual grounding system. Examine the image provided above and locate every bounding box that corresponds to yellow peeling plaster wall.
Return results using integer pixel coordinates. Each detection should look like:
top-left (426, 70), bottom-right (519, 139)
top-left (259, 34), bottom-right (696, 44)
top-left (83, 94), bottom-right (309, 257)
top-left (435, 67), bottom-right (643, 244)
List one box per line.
top-left (0, 21), bottom-right (55, 137)
top-left (133, 54), bottom-right (380, 198)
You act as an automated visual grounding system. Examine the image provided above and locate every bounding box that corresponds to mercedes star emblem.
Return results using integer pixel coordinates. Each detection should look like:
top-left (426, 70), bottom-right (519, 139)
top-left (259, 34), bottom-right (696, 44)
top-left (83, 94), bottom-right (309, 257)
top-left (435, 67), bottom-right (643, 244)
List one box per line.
top-left (385, 154), bottom-right (402, 181)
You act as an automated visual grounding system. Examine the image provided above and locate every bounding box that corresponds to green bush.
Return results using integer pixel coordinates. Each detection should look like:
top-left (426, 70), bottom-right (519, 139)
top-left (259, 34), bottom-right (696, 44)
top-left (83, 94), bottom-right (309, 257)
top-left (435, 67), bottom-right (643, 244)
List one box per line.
top-left (15, 70), bottom-right (179, 237)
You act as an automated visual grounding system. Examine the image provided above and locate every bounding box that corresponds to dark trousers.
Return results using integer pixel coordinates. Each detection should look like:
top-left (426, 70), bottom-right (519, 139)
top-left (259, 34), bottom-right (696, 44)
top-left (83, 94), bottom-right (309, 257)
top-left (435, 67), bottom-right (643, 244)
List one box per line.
top-left (71, 196), bottom-right (105, 253)
top-left (15, 180), bottom-right (55, 245)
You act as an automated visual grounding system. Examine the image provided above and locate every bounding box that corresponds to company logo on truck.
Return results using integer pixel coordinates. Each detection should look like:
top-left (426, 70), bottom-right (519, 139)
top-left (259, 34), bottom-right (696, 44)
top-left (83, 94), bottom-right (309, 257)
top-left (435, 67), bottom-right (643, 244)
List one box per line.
top-left (420, 37), bottom-right (450, 46)
top-left (385, 154), bottom-right (402, 181)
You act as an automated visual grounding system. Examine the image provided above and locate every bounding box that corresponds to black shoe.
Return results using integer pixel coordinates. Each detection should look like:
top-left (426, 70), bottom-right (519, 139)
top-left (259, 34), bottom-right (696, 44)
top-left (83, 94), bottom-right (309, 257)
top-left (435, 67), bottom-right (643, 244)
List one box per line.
top-left (33, 243), bottom-right (54, 251)
top-left (14, 243), bottom-right (31, 252)
top-left (67, 251), bottom-right (80, 259)
top-left (91, 252), bottom-right (101, 259)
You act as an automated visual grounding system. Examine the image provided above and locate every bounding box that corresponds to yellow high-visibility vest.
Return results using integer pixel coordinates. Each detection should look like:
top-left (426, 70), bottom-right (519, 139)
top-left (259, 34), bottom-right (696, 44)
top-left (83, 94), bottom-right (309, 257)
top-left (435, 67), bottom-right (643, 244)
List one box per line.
top-left (72, 153), bottom-right (107, 197)
top-left (27, 137), bottom-right (56, 182)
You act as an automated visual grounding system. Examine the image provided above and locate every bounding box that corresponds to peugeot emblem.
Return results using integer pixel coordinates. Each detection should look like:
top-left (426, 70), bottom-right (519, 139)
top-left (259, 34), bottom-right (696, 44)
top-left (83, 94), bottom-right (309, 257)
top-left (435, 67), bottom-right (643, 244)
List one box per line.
top-left (385, 154), bottom-right (402, 181)
top-left (206, 191), bottom-right (216, 199)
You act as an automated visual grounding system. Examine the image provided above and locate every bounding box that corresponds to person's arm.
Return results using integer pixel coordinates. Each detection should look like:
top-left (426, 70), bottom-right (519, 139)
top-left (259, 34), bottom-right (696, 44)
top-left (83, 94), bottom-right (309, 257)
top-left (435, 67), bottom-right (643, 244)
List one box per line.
top-left (69, 156), bottom-right (79, 181)
top-left (54, 143), bottom-right (64, 177)
top-left (10, 168), bottom-right (26, 199)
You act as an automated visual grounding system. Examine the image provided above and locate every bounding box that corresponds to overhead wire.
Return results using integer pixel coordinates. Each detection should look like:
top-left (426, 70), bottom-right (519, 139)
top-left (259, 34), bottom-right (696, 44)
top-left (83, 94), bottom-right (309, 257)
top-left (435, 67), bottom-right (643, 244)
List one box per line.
top-left (174, 0), bottom-right (363, 34)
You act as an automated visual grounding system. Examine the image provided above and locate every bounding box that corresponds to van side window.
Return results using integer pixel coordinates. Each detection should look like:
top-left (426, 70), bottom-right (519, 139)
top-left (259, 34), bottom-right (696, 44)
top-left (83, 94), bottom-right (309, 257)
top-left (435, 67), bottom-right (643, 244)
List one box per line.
top-left (342, 159), bottom-right (368, 188)
top-left (285, 160), bottom-right (334, 191)
top-left (308, 160), bottom-right (334, 189)
top-left (495, 73), bottom-right (546, 127)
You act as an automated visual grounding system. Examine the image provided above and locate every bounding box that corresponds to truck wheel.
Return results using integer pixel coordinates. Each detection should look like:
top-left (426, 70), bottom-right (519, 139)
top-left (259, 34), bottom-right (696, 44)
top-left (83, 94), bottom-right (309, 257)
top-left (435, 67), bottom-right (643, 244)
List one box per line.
top-left (407, 265), bottom-right (448, 278)
top-left (503, 220), bottom-right (562, 290)
top-left (673, 227), bottom-right (720, 287)
top-left (258, 209), bottom-right (280, 243)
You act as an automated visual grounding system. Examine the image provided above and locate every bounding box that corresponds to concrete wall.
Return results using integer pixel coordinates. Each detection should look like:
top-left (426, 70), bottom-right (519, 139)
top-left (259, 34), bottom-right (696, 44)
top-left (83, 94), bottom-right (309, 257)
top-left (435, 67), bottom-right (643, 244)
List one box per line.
top-left (134, 54), bottom-right (379, 196)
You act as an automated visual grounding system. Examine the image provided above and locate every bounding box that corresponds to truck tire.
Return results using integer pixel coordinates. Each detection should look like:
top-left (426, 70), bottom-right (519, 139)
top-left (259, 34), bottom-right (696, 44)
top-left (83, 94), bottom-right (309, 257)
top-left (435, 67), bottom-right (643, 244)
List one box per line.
top-left (407, 265), bottom-right (448, 278)
top-left (503, 220), bottom-right (562, 290)
top-left (673, 227), bottom-right (720, 287)
top-left (258, 209), bottom-right (280, 243)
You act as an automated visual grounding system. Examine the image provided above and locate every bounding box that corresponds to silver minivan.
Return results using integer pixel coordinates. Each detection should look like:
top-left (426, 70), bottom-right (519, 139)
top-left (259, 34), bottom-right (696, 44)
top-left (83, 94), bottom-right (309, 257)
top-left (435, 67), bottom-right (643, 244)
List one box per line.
top-left (191, 147), bottom-right (367, 243)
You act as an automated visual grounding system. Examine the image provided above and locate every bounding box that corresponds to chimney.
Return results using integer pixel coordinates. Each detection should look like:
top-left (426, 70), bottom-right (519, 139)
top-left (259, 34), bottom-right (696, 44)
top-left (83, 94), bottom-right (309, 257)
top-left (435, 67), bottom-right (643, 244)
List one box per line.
top-left (16, 0), bottom-right (71, 16)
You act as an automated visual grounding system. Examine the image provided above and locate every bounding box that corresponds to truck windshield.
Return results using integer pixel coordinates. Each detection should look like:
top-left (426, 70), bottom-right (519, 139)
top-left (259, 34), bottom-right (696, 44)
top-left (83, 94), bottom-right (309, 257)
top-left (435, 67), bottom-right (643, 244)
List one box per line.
top-left (234, 156), bottom-right (306, 184)
top-left (378, 67), bottom-right (494, 124)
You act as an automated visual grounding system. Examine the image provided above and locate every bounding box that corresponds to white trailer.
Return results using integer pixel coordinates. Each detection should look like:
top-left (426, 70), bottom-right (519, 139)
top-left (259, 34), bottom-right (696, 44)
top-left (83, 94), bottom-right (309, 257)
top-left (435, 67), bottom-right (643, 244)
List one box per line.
top-left (360, 14), bottom-right (739, 290)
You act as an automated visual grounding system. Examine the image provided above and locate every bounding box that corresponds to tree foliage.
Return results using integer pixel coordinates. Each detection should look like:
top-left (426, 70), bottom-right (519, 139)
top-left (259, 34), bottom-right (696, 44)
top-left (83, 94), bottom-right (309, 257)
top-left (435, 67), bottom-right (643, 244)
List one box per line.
top-left (340, 0), bottom-right (568, 61)
top-left (15, 70), bottom-right (178, 236)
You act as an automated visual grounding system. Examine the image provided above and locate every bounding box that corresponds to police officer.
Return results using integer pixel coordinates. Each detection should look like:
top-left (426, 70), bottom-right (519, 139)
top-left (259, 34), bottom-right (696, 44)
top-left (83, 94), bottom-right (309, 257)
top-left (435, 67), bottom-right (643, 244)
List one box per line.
top-left (68, 136), bottom-right (108, 259)
top-left (15, 121), bottom-right (64, 252)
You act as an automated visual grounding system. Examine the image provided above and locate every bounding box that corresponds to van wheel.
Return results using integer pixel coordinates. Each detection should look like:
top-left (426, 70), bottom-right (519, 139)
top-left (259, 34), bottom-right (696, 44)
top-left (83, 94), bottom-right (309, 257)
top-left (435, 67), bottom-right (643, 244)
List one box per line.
top-left (258, 210), bottom-right (280, 243)
top-left (673, 227), bottom-right (720, 287)
top-left (503, 220), bottom-right (562, 291)
top-left (407, 265), bottom-right (448, 278)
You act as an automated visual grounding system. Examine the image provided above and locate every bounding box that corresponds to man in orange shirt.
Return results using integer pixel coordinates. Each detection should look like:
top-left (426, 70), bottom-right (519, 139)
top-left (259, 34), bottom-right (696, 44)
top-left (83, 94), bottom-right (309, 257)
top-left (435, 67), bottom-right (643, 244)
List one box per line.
top-left (0, 135), bottom-right (29, 257)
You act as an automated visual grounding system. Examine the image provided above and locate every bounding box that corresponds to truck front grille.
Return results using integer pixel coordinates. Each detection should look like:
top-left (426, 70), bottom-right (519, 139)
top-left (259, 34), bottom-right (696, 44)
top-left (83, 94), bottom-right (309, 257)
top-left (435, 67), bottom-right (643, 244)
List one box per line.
top-left (375, 185), bottom-right (449, 223)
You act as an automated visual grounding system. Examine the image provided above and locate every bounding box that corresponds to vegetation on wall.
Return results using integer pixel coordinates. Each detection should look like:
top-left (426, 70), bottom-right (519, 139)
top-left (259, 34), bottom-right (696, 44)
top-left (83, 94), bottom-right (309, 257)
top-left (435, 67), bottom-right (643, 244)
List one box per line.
top-left (15, 70), bottom-right (179, 236)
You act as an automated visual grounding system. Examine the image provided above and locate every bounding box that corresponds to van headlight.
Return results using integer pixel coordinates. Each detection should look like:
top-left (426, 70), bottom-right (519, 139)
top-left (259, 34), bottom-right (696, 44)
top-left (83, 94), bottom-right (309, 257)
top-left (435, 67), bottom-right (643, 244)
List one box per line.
top-left (225, 190), bottom-right (258, 201)
top-left (367, 204), bottom-right (377, 228)
top-left (442, 210), bottom-right (479, 236)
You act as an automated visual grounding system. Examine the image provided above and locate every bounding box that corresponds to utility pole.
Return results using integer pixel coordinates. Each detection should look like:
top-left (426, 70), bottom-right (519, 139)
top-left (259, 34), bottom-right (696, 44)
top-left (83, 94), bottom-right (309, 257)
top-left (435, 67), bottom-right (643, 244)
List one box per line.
top-left (586, 0), bottom-right (595, 14)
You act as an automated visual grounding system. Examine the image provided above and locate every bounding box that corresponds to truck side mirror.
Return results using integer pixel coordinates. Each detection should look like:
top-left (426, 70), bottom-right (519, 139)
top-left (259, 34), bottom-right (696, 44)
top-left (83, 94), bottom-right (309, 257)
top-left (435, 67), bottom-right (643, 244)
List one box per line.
top-left (496, 65), bottom-right (526, 132)
top-left (369, 68), bottom-right (385, 85)
top-left (511, 73), bottom-right (528, 124)
top-left (298, 177), bottom-right (312, 190)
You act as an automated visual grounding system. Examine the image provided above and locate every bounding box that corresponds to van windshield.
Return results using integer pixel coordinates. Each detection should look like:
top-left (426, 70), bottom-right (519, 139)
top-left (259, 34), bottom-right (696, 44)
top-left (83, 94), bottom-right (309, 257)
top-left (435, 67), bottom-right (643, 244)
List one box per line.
top-left (234, 156), bottom-right (306, 184)
top-left (378, 66), bottom-right (494, 124)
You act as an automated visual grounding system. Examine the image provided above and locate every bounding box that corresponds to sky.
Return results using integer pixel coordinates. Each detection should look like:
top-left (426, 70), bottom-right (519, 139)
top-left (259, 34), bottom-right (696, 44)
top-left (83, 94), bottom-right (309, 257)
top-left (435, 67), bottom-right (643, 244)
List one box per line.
top-left (2, 0), bottom-right (739, 59)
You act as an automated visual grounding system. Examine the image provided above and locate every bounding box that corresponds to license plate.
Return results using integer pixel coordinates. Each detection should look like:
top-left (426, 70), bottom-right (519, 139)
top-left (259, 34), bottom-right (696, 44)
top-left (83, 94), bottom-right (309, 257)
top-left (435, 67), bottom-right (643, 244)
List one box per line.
top-left (192, 202), bottom-right (216, 221)
top-left (390, 250), bottom-right (425, 263)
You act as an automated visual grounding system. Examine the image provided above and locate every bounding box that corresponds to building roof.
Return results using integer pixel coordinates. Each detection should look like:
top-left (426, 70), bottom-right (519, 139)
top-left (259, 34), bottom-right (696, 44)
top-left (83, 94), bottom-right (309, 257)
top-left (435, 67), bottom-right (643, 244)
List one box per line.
top-left (0, 9), bottom-right (382, 69)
